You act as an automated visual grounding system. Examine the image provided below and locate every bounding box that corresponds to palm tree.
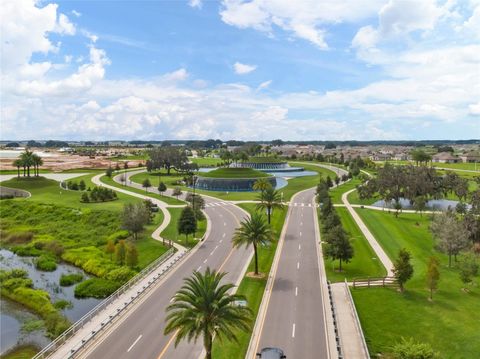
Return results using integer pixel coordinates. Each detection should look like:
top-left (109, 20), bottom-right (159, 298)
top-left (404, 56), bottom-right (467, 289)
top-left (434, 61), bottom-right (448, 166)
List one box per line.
top-left (256, 187), bottom-right (284, 224)
top-left (12, 159), bottom-right (22, 178)
top-left (233, 213), bottom-right (274, 275)
top-left (32, 154), bottom-right (43, 176)
top-left (252, 178), bottom-right (272, 193)
top-left (165, 268), bottom-right (252, 359)
top-left (20, 150), bottom-right (34, 177)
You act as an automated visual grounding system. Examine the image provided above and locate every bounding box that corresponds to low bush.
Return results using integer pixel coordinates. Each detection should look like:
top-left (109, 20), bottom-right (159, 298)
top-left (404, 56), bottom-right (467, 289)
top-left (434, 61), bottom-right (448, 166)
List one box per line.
top-left (21, 319), bottom-right (44, 333)
top-left (74, 278), bottom-right (121, 298)
top-left (62, 247), bottom-right (116, 277)
top-left (4, 231), bottom-right (34, 244)
top-left (106, 267), bottom-right (135, 282)
top-left (35, 255), bottom-right (57, 271)
top-left (53, 299), bottom-right (73, 310)
top-left (11, 245), bottom-right (43, 257)
top-left (59, 273), bottom-right (83, 286)
top-left (81, 186), bottom-right (117, 203)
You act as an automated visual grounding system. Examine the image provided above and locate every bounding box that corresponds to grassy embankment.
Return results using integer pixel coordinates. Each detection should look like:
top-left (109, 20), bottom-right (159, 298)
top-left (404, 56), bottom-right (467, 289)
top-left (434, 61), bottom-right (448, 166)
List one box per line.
top-left (160, 206), bottom-right (207, 248)
top-left (322, 207), bottom-right (386, 282)
top-left (211, 203), bottom-right (287, 358)
top-left (351, 209), bottom-right (480, 358)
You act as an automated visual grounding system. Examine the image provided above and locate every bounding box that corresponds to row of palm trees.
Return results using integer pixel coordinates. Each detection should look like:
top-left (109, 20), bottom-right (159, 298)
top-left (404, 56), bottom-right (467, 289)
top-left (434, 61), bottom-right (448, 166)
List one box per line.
top-left (12, 150), bottom-right (43, 177)
top-left (165, 178), bottom-right (284, 358)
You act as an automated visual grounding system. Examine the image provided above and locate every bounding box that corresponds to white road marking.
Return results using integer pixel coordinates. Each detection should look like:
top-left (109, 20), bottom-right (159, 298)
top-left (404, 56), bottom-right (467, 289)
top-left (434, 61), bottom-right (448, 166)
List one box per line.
top-left (299, 231), bottom-right (302, 237)
top-left (222, 233), bottom-right (226, 238)
top-left (298, 244), bottom-right (301, 251)
top-left (219, 239), bottom-right (223, 243)
top-left (224, 222), bottom-right (227, 226)
top-left (297, 262), bottom-right (300, 270)
top-left (308, 203), bottom-right (312, 207)
top-left (300, 222), bottom-right (303, 226)
top-left (127, 335), bottom-right (142, 352)
top-left (197, 266), bottom-right (202, 271)
top-left (210, 245), bottom-right (218, 256)
top-left (203, 259), bottom-right (208, 264)
top-left (295, 287), bottom-right (298, 296)
top-left (169, 297), bottom-right (175, 303)
top-left (292, 323), bottom-right (296, 338)
top-left (301, 203), bottom-right (304, 207)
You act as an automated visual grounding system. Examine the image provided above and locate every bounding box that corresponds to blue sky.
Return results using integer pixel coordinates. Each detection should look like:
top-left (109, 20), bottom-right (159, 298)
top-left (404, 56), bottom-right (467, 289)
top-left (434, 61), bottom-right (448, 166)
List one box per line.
top-left (1, 0), bottom-right (479, 141)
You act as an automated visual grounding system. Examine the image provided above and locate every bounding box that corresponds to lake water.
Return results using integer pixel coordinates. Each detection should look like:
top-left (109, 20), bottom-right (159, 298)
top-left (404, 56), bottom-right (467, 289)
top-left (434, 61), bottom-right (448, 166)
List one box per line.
top-left (371, 198), bottom-right (467, 211)
top-left (0, 249), bottom-right (101, 355)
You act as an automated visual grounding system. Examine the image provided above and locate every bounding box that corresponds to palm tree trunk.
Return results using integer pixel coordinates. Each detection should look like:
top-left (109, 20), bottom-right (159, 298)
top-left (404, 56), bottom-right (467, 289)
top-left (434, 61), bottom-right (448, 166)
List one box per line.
top-left (17, 166), bottom-right (20, 178)
top-left (253, 243), bottom-right (259, 275)
top-left (204, 329), bottom-right (212, 359)
top-left (267, 207), bottom-right (271, 224)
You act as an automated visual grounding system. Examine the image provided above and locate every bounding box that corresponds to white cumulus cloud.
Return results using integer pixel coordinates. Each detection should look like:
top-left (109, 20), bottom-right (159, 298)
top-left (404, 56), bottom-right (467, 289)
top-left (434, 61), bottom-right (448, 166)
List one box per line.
top-left (234, 62), bottom-right (257, 74)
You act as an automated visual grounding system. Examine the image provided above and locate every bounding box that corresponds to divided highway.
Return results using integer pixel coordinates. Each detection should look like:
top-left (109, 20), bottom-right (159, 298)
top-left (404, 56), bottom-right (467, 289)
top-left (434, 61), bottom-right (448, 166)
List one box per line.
top-left (80, 172), bottom-right (253, 359)
top-left (251, 188), bottom-right (331, 358)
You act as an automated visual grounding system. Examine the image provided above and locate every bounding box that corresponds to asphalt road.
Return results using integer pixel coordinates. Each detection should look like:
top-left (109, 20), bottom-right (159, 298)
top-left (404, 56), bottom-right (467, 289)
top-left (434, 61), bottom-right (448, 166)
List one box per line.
top-left (82, 172), bottom-right (252, 359)
top-left (255, 188), bottom-right (328, 359)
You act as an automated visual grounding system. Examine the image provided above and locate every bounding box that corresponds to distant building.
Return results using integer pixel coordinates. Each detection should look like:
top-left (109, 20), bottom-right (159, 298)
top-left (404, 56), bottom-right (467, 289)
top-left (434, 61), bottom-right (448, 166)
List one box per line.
top-left (459, 152), bottom-right (480, 163)
top-left (370, 153), bottom-right (392, 161)
top-left (432, 152), bottom-right (459, 163)
top-left (393, 153), bottom-right (410, 161)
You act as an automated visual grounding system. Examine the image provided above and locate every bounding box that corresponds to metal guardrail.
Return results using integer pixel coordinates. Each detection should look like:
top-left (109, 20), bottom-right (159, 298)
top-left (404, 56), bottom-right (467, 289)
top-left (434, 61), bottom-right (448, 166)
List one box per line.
top-left (33, 247), bottom-right (177, 359)
top-left (327, 281), bottom-right (343, 359)
top-left (344, 279), bottom-right (370, 359)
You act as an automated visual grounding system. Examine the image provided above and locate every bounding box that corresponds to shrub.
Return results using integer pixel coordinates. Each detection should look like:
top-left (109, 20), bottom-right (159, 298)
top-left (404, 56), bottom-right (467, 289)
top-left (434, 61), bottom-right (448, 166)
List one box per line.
top-left (44, 312), bottom-right (70, 338)
top-left (59, 273), bottom-right (83, 286)
top-left (390, 338), bottom-right (439, 359)
top-left (53, 299), bottom-right (73, 310)
top-left (35, 255), bottom-right (57, 271)
top-left (5, 231), bottom-right (34, 244)
top-left (106, 267), bottom-right (135, 282)
top-left (21, 319), bottom-right (44, 333)
top-left (74, 278), bottom-right (121, 298)
top-left (11, 245), bottom-right (42, 257)
top-left (44, 240), bottom-right (65, 257)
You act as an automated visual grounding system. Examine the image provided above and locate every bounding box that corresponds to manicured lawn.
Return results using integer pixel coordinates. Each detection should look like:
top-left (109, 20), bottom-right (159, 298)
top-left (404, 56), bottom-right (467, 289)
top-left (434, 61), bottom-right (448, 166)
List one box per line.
top-left (189, 157), bottom-right (223, 166)
top-left (351, 209), bottom-right (480, 358)
top-left (329, 178), bottom-right (361, 204)
top-left (1, 176), bottom-right (138, 210)
top-left (160, 207), bottom-right (206, 248)
top-left (101, 173), bottom-right (185, 206)
top-left (322, 207), bottom-right (386, 282)
top-left (199, 167), bottom-right (270, 178)
top-left (211, 203), bottom-right (287, 359)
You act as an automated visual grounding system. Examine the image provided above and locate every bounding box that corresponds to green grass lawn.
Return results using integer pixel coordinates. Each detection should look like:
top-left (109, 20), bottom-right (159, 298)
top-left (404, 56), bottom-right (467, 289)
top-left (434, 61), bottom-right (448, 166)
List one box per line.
top-left (374, 160), bottom-right (480, 172)
top-left (198, 167), bottom-right (270, 178)
top-left (329, 178), bottom-right (361, 204)
top-left (211, 203), bottom-right (287, 358)
top-left (160, 207), bottom-right (206, 248)
top-left (323, 207), bottom-right (386, 282)
top-left (1, 176), bottom-right (139, 210)
top-left (351, 209), bottom-right (480, 358)
top-left (101, 173), bottom-right (185, 206)
top-left (189, 157), bottom-right (223, 166)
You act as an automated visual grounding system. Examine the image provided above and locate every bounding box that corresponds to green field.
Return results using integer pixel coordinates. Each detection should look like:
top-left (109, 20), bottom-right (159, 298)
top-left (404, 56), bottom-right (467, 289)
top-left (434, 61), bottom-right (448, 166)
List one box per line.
top-left (329, 178), bottom-right (361, 204)
top-left (189, 157), bottom-right (223, 166)
top-left (198, 167), bottom-right (270, 178)
top-left (211, 203), bottom-right (287, 358)
top-left (374, 160), bottom-right (480, 172)
top-left (351, 209), bottom-right (480, 358)
top-left (1, 176), bottom-right (139, 210)
top-left (160, 207), bottom-right (206, 248)
top-left (322, 207), bottom-right (386, 282)
top-left (101, 173), bottom-right (185, 206)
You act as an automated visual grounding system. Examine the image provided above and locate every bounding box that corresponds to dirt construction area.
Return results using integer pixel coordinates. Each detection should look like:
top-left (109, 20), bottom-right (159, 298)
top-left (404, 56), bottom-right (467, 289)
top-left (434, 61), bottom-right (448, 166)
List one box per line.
top-left (1, 150), bottom-right (144, 172)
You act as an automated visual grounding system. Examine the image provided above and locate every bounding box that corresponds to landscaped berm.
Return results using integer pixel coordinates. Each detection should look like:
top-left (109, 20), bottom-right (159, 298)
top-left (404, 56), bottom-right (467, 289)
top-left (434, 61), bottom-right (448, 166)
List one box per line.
top-left (195, 168), bottom-right (276, 192)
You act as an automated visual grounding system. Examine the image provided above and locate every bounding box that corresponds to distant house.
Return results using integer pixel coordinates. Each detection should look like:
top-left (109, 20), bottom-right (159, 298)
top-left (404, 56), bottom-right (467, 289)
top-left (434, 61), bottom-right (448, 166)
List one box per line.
top-left (370, 153), bottom-right (392, 161)
top-left (432, 152), bottom-right (459, 163)
top-left (459, 152), bottom-right (480, 163)
top-left (393, 153), bottom-right (409, 161)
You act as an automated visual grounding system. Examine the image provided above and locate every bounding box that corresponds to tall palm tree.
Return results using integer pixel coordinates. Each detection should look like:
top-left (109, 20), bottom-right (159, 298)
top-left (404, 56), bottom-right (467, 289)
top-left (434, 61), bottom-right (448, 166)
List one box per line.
top-left (252, 178), bottom-right (272, 193)
top-left (256, 187), bottom-right (284, 224)
top-left (165, 268), bottom-right (252, 359)
top-left (20, 150), bottom-right (34, 177)
top-left (32, 154), bottom-right (43, 176)
top-left (12, 159), bottom-right (22, 178)
top-left (233, 213), bottom-right (274, 275)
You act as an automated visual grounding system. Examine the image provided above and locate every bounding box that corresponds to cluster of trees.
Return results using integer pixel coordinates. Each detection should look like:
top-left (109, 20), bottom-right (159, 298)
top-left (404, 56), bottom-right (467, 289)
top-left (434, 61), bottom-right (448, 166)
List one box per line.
top-left (316, 178), bottom-right (354, 271)
top-left (61, 179), bottom-right (86, 191)
top-left (105, 239), bottom-right (138, 268)
top-left (12, 150), bottom-right (43, 177)
top-left (357, 164), bottom-right (480, 217)
top-left (81, 186), bottom-right (117, 203)
top-left (146, 147), bottom-right (196, 175)
top-left (122, 201), bottom-right (154, 240)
